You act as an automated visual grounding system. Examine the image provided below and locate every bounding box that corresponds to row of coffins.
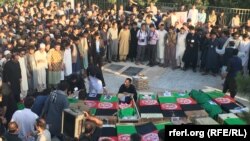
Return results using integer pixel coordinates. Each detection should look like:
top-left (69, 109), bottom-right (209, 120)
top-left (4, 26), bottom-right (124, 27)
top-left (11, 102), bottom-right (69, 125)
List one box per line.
top-left (67, 90), bottom-right (248, 125)
top-left (99, 121), bottom-right (172, 141)
top-left (64, 90), bottom-right (248, 139)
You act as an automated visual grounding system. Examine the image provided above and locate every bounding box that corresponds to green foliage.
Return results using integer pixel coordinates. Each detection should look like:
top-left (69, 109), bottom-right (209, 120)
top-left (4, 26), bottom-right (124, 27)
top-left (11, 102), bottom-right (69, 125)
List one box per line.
top-left (158, 0), bottom-right (250, 8)
top-left (236, 74), bottom-right (250, 97)
top-left (108, 0), bottom-right (117, 4)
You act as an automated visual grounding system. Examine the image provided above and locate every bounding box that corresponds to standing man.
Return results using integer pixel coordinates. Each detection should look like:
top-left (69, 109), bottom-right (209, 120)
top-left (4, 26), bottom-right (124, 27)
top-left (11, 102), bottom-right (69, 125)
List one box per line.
top-left (3, 53), bottom-right (21, 102)
top-left (26, 46), bottom-right (37, 93)
top-left (165, 26), bottom-right (177, 69)
top-left (217, 11), bottom-right (226, 27)
top-left (100, 23), bottom-right (108, 63)
top-left (107, 22), bottom-right (119, 62)
top-left (147, 24), bottom-right (159, 67)
top-left (18, 49), bottom-right (29, 101)
top-left (63, 40), bottom-right (73, 79)
top-left (176, 27), bottom-right (188, 69)
top-left (119, 23), bottom-right (131, 62)
top-left (183, 26), bottom-right (199, 72)
top-left (34, 43), bottom-right (48, 92)
top-left (223, 49), bottom-right (242, 98)
top-left (136, 23), bottom-right (148, 65)
top-left (203, 32), bottom-right (220, 76)
top-left (238, 34), bottom-right (250, 75)
top-left (42, 81), bottom-right (69, 139)
top-left (157, 23), bottom-right (167, 66)
top-left (91, 32), bottom-right (105, 68)
top-left (11, 97), bottom-right (38, 141)
top-left (47, 43), bottom-right (64, 88)
top-left (129, 22), bottom-right (139, 62)
top-left (79, 30), bottom-right (90, 70)
top-left (187, 5), bottom-right (199, 26)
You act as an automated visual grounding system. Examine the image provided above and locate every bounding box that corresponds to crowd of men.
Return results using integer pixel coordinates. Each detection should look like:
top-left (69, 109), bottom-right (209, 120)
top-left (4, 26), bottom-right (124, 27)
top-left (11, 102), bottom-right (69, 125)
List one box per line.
top-left (0, 0), bottom-right (249, 141)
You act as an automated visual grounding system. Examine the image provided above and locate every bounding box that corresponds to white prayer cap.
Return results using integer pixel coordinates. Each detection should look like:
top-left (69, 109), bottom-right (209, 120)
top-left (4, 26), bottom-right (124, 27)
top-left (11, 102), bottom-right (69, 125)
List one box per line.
top-left (40, 43), bottom-right (46, 49)
top-left (4, 50), bottom-right (11, 56)
top-left (50, 34), bottom-right (55, 39)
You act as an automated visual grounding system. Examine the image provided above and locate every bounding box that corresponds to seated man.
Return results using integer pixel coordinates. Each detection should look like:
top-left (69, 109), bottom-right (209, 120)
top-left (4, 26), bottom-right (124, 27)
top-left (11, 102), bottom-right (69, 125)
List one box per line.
top-left (118, 78), bottom-right (137, 102)
top-left (67, 74), bottom-right (86, 95)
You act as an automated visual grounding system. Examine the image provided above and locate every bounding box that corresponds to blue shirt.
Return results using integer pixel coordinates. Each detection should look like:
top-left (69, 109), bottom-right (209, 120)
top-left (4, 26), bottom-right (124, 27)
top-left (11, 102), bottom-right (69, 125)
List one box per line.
top-left (31, 95), bottom-right (48, 116)
top-left (227, 56), bottom-right (242, 78)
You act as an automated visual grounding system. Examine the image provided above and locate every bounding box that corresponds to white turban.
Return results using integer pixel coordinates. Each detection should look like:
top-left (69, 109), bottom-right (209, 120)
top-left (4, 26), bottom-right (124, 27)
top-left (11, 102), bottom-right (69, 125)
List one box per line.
top-left (40, 43), bottom-right (46, 49)
top-left (4, 50), bottom-right (11, 56)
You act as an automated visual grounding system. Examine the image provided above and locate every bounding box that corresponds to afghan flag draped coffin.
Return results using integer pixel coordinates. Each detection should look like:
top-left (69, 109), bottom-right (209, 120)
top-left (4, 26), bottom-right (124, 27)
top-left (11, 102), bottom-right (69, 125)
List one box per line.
top-left (135, 122), bottom-right (160, 141)
top-left (158, 91), bottom-right (208, 121)
top-left (138, 92), bottom-right (163, 121)
top-left (205, 91), bottom-right (249, 114)
top-left (85, 94), bottom-right (118, 124)
top-left (99, 125), bottom-right (118, 141)
top-left (158, 91), bottom-right (187, 118)
top-left (117, 124), bottom-right (137, 141)
top-left (116, 121), bottom-right (172, 141)
top-left (190, 90), bottom-right (223, 118)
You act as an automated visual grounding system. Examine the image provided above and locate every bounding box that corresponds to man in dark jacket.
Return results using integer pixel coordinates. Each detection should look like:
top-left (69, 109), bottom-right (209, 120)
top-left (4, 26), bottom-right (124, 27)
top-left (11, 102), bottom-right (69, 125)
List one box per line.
top-left (2, 53), bottom-right (21, 102)
top-left (42, 81), bottom-right (69, 139)
top-left (91, 32), bottom-right (105, 68)
top-left (223, 49), bottom-right (242, 98)
top-left (203, 32), bottom-right (220, 75)
top-left (118, 78), bottom-right (138, 102)
top-left (129, 22), bottom-right (139, 62)
top-left (183, 26), bottom-right (199, 72)
top-left (67, 74), bottom-right (86, 95)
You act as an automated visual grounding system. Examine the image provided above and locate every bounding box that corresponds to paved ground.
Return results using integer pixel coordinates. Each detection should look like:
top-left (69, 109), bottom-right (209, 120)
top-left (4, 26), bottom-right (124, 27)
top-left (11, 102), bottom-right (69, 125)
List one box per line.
top-left (96, 62), bottom-right (250, 108)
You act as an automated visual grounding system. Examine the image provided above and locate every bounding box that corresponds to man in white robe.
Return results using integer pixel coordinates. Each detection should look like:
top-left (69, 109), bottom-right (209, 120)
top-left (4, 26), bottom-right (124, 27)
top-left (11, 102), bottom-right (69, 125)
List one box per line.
top-left (157, 23), bottom-right (167, 65)
top-left (238, 34), bottom-right (250, 75)
top-left (187, 5), bottom-right (199, 26)
top-left (176, 27), bottom-right (188, 68)
top-left (18, 50), bottom-right (29, 100)
top-left (63, 41), bottom-right (72, 78)
top-left (34, 43), bottom-right (48, 92)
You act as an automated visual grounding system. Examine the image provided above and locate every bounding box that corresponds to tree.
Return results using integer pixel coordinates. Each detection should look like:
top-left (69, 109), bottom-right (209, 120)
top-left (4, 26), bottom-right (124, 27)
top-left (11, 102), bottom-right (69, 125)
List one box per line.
top-left (236, 74), bottom-right (250, 124)
top-left (108, 0), bottom-right (116, 4)
top-left (236, 74), bottom-right (250, 98)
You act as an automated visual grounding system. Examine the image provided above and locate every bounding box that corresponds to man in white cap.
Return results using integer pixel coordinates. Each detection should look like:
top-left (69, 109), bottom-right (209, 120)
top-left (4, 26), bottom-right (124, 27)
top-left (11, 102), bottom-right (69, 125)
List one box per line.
top-left (34, 43), bottom-right (48, 92)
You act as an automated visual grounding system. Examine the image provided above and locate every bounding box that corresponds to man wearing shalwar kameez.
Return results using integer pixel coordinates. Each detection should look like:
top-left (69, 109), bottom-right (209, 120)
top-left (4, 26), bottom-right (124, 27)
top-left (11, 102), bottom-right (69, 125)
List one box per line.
top-left (79, 31), bottom-right (89, 70)
top-left (203, 32), bottom-right (220, 76)
top-left (176, 27), bottom-right (187, 68)
top-left (183, 26), bottom-right (199, 72)
top-left (157, 23), bottom-right (167, 65)
top-left (165, 26), bottom-right (177, 68)
top-left (48, 44), bottom-right (64, 88)
top-left (107, 22), bottom-right (119, 62)
top-left (63, 40), bottom-right (72, 78)
top-left (18, 49), bottom-right (29, 100)
top-left (238, 34), bottom-right (250, 75)
top-left (26, 46), bottom-right (37, 92)
top-left (34, 43), bottom-right (48, 92)
top-left (119, 24), bottom-right (131, 61)
top-left (71, 37), bottom-right (82, 74)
